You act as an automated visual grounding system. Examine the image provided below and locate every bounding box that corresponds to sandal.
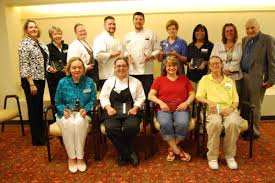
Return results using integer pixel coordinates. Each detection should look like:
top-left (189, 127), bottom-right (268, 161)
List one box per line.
top-left (166, 147), bottom-right (176, 161)
top-left (177, 151), bottom-right (191, 162)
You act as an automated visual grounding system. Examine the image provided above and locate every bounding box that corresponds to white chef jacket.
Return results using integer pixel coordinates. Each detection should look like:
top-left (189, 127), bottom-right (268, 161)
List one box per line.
top-left (92, 31), bottom-right (123, 80)
top-left (124, 29), bottom-right (160, 75)
top-left (99, 75), bottom-right (145, 109)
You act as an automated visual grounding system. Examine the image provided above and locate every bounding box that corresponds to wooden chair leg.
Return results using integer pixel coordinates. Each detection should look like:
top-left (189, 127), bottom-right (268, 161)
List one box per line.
top-left (47, 137), bottom-right (52, 162)
top-left (1, 123), bottom-right (4, 132)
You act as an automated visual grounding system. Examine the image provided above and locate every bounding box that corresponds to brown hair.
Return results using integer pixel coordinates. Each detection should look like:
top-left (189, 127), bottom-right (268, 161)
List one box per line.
top-left (65, 57), bottom-right (87, 76)
top-left (114, 57), bottom-right (129, 67)
top-left (166, 19), bottom-right (179, 30)
top-left (23, 19), bottom-right (40, 38)
top-left (162, 56), bottom-right (180, 76)
top-left (74, 23), bottom-right (83, 33)
top-left (222, 23), bottom-right (238, 44)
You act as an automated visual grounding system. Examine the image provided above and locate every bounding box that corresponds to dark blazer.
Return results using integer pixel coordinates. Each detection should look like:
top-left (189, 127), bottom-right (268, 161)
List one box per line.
top-left (47, 41), bottom-right (68, 78)
top-left (242, 32), bottom-right (275, 88)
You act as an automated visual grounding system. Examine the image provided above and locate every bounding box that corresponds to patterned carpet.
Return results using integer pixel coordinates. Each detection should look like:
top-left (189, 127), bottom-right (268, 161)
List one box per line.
top-left (0, 121), bottom-right (274, 183)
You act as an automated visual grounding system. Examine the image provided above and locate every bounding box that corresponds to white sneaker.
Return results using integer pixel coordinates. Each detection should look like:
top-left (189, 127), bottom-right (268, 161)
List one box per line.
top-left (208, 160), bottom-right (219, 170)
top-left (226, 157), bottom-right (238, 170)
top-left (77, 159), bottom-right (87, 172)
top-left (68, 160), bottom-right (78, 173)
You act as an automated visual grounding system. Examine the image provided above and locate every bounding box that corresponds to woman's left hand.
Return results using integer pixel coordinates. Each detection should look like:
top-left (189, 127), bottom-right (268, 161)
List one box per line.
top-left (199, 61), bottom-right (207, 70)
top-left (80, 109), bottom-right (87, 118)
top-left (222, 107), bottom-right (234, 117)
top-left (176, 102), bottom-right (189, 111)
top-left (128, 107), bottom-right (138, 115)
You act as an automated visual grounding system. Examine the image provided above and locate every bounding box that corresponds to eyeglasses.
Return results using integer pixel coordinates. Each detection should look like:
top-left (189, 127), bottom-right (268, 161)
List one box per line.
top-left (115, 64), bottom-right (128, 68)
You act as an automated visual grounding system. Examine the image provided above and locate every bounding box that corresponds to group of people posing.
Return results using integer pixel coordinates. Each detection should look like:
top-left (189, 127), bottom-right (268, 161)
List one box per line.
top-left (18, 11), bottom-right (275, 173)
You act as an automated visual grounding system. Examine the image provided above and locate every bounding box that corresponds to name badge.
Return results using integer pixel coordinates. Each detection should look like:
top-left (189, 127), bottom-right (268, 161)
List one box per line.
top-left (83, 89), bottom-right (91, 93)
top-left (201, 48), bottom-right (208, 53)
top-left (224, 81), bottom-right (232, 90)
top-left (63, 49), bottom-right (68, 53)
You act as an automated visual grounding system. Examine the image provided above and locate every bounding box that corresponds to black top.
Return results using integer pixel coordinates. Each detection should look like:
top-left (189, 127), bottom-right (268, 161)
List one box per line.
top-left (47, 41), bottom-right (68, 78)
top-left (186, 41), bottom-right (214, 82)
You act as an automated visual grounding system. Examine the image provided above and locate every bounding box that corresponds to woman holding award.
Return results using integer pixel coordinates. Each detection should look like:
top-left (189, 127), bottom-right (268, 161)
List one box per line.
top-left (187, 24), bottom-right (213, 91)
top-left (148, 56), bottom-right (195, 162)
top-left (210, 23), bottom-right (242, 96)
top-left (159, 19), bottom-right (188, 75)
top-left (55, 57), bottom-right (96, 173)
top-left (67, 23), bottom-right (99, 86)
top-left (47, 26), bottom-right (68, 106)
top-left (99, 57), bottom-right (145, 166)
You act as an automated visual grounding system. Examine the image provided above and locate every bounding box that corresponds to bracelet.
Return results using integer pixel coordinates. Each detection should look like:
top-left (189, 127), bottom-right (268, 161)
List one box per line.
top-left (29, 84), bottom-right (35, 86)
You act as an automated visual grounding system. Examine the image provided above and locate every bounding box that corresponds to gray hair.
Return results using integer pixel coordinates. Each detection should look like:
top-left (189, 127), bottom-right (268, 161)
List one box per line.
top-left (48, 26), bottom-right (62, 39)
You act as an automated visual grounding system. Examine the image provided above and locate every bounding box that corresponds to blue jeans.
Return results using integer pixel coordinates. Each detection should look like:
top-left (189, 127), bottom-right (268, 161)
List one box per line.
top-left (157, 111), bottom-right (190, 141)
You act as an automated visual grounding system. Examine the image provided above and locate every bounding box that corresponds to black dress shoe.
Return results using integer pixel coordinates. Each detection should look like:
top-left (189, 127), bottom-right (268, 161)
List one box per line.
top-left (129, 152), bottom-right (139, 166)
top-left (116, 155), bottom-right (128, 166)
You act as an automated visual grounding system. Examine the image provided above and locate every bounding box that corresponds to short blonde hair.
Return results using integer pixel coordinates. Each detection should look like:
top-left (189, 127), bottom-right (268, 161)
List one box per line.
top-left (65, 57), bottom-right (87, 76)
top-left (162, 56), bottom-right (180, 76)
top-left (48, 26), bottom-right (62, 40)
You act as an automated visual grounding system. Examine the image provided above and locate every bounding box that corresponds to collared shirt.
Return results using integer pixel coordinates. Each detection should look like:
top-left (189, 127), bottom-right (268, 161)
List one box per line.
top-left (196, 74), bottom-right (239, 110)
top-left (18, 37), bottom-right (49, 80)
top-left (241, 34), bottom-right (260, 73)
top-left (100, 76), bottom-right (145, 109)
top-left (67, 39), bottom-right (93, 65)
top-left (160, 37), bottom-right (188, 75)
top-left (124, 29), bottom-right (160, 75)
top-left (211, 42), bottom-right (243, 80)
top-left (187, 41), bottom-right (214, 82)
top-left (55, 76), bottom-right (96, 118)
top-left (92, 31), bottom-right (123, 80)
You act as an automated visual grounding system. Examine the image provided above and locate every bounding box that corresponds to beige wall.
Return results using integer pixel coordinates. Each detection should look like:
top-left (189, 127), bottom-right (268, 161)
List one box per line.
top-left (0, 2), bottom-right (275, 117)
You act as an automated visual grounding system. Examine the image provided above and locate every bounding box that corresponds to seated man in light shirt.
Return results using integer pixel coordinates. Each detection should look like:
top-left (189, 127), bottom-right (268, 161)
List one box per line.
top-left (196, 56), bottom-right (243, 170)
top-left (93, 16), bottom-right (123, 90)
top-left (124, 12), bottom-right (160, 121)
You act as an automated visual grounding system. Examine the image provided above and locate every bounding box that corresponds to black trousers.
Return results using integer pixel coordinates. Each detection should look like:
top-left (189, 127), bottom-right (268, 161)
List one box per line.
top-left (21, 79), bottom-right (46, 145)
top-left (98, 79), bottom-right (107, 91)
top-left (47, 72), bottom-right (65, 106)
top-left (130, 74), bottom-right (153, 122)
top-left (104, 115), bottom-right (141, 156)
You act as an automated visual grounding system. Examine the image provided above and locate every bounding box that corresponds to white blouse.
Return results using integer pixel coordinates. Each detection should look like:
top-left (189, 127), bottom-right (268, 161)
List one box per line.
top-left (210, 42), bottom-right (243, 80)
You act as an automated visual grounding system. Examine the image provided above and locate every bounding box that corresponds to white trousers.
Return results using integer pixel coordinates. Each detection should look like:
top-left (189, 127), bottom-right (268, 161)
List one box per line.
top-left (57, 112), bottom-right (90, 159)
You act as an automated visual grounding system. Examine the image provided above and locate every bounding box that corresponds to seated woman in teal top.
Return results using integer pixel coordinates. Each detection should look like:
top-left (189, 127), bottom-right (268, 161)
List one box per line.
top-left (55, 57), bottom-right (96, 173)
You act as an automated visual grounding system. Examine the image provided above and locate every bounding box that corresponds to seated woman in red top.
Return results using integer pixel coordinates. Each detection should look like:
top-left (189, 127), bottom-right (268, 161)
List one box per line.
top-left (148, 56), bottom-right (195, 162)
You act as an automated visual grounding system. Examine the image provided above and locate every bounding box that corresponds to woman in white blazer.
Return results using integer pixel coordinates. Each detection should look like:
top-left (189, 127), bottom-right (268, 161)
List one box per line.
top-left (67, 23), bottom-right (99, 85)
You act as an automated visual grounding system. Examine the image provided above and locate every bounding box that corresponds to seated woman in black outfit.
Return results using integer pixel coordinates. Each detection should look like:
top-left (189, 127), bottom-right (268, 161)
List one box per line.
top-left (47, 26), bottom-right (68, 106)
top-left (99, 57), bottom-right (145, 166)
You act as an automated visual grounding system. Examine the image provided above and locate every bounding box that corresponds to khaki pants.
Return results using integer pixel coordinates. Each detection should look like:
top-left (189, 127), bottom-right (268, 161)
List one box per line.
top-left (57, 113), bottom-right (90, 159)
top-left (206, 112), bottom-right (241, 160)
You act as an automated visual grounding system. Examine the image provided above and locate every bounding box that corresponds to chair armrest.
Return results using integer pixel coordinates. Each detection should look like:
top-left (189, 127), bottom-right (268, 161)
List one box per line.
top-left (43, 105), bottom-right (55, 129)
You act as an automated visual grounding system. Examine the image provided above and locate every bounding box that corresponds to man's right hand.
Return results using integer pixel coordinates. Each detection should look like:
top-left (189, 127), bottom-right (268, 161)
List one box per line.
top-left (110, 50), bottom-right (121, 58)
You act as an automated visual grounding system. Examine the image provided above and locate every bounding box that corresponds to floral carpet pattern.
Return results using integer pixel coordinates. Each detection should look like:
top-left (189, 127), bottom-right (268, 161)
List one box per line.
top-left (0, 121), bottom-right (274, 183)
